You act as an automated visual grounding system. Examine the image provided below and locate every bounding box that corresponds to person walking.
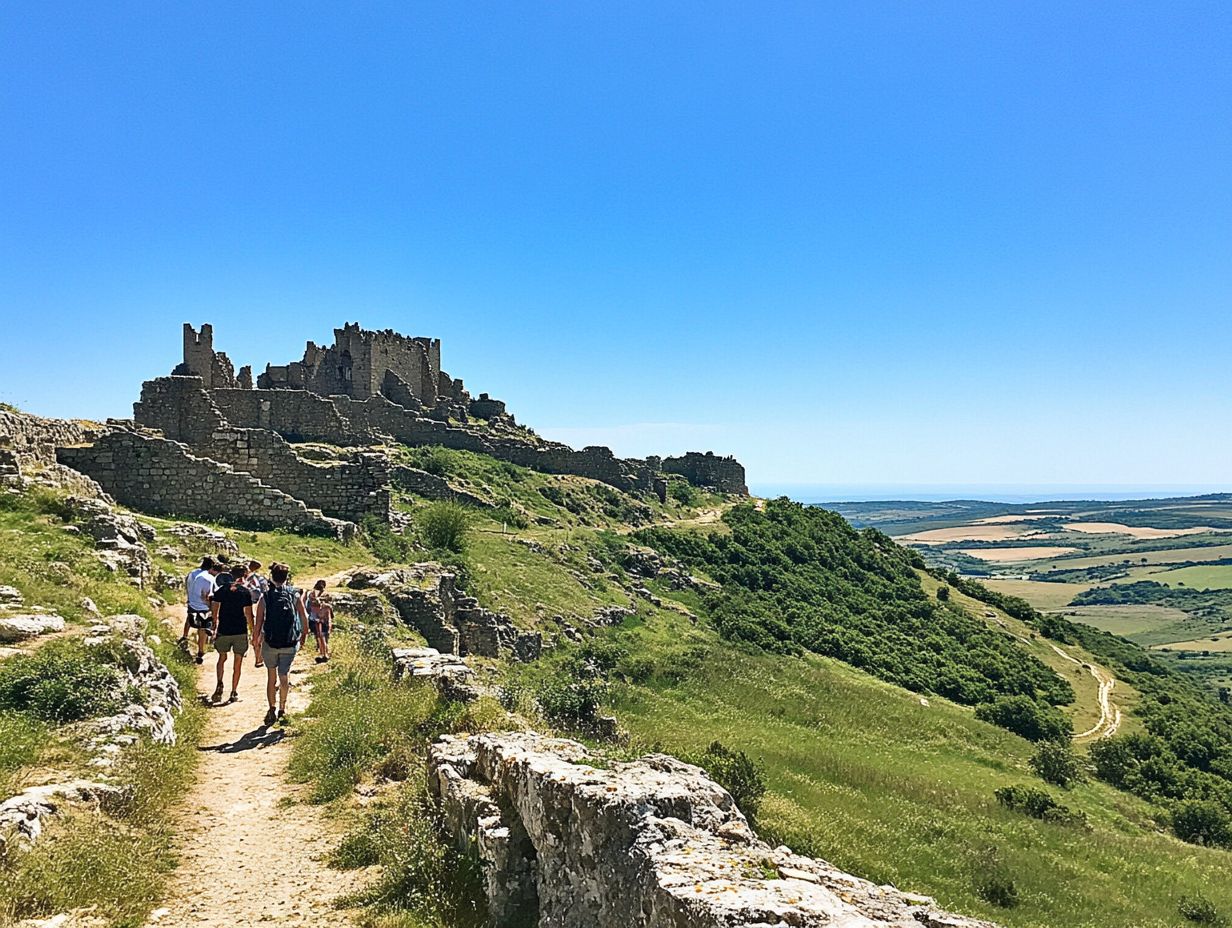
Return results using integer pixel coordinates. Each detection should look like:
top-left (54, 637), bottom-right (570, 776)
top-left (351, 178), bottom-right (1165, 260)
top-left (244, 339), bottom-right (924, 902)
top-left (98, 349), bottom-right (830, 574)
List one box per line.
top-left (179, 556), bottom-right (216, 651)
top-left (209, 564), bottom-right (254, 704)
top-left (252, 562), bottom-right (309, 726)
top-left (243, 560), bottom-right (268, 668)
top-left (305, 579), bottom-right (333, 664)
top-left (185, 557), bottom-right (221, 664)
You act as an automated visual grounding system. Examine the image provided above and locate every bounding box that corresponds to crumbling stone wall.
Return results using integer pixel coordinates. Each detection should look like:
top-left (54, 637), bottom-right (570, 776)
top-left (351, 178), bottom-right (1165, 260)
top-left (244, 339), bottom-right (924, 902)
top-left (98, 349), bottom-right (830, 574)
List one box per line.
top-left (347, 565), bottom-right (541, 660)
top-left (58, 431), bottom-right (354, 539)
top-left (0, 409), bottom-right (100, 468)
top-left (134, 377), bottom-right (391, 522)
top-left (430, 732), bottom-right (999, 928)
top-left (662, 451), bottom-right (749, 496)
top-left (390, 465), bottom-right (494, 509)
top-left (176, 323), bottom-right (241, 389)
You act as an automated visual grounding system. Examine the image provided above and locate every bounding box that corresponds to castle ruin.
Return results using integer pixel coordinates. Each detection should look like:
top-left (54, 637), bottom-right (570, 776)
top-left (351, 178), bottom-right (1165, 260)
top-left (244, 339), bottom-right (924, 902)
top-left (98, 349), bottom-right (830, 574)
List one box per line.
top-left (54, 321), bottom-right (748, 539)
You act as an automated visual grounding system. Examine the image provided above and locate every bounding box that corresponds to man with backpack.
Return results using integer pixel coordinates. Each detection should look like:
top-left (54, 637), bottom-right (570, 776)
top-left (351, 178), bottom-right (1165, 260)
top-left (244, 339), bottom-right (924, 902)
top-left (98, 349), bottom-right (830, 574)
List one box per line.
top-left (208, 563), bottom-right (255, 704)
top-left (252, 561), bottom-right (310, 726)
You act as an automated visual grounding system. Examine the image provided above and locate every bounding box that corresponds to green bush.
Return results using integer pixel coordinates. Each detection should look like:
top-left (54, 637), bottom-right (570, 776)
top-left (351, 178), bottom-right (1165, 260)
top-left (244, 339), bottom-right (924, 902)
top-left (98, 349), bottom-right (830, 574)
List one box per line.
top-left (1029, 739), bottom-right (1084, 788)
top-left (668, 479), bottom-right (701, 506)
top-left (1179, 894), bottom-right (1225, 925)
top-left (417, 501), bottom-right (472, 553)
top-left (995, 785), bottom-right (1086, 826)
top-left (975, 695), bottom-right (1072, 743)
top-left (1172, 799), bottom-right (1232, 848)
top-left (693, 741), bottom-right (767, 823)
top-left (975, 872), bottom-right (1019, 909)
top-left (0, 640), bottom-right (125, 723)
top-left (536, 676), bottom-right (609, 730)
top-left (405, 445), bottom-right (455, 477)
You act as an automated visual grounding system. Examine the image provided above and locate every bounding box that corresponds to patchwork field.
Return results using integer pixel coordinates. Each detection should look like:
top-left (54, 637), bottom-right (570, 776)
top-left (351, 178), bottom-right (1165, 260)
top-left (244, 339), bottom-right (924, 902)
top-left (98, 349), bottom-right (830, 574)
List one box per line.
top-left (1062, 521), bottom-right (1226, 539)
top-left (958, 546), bottom-right (1079, 562)
top-left (1139, 563), bottom-right (1232, 590)
top-left (982, 578), bottom-right (1091, 610)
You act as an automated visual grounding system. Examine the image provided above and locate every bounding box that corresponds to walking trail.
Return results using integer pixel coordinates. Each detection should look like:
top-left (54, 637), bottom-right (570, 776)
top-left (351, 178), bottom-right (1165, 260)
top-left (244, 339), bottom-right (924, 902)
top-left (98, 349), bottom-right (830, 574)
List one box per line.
top-left (147, 632), bottom-right (357, 927)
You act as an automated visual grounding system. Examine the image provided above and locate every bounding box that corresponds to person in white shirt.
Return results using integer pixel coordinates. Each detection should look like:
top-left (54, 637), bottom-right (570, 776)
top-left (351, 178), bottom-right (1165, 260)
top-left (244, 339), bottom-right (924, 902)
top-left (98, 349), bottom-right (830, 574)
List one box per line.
top-left (185, 558), bottom-right (222, 665)
top-left (179, 556), bottom-right (216, 652)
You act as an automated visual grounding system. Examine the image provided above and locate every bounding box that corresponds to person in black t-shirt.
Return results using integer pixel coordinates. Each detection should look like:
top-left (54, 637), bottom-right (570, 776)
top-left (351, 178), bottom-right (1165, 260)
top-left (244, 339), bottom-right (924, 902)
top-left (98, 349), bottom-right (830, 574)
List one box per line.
top-left (209, 564), bottom-right (256, 704)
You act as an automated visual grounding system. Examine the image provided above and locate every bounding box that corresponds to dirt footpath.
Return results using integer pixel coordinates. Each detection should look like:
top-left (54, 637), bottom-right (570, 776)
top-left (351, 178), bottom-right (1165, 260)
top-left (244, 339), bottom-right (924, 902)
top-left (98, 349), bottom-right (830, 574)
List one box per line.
top-left (148, 649), bottom-right (357, 927)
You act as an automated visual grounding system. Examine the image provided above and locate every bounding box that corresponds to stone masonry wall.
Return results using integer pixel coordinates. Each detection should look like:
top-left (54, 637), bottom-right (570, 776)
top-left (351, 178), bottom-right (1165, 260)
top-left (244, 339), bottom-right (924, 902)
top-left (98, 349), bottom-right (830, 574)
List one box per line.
top-left (58, 431), bottom-right (354, 539)
top-left (0, 409), bottom-right (100, 468)
top-left (134, 377), bottom-right (391, 522)
top-left (662, 451), bottom-right (749, 496)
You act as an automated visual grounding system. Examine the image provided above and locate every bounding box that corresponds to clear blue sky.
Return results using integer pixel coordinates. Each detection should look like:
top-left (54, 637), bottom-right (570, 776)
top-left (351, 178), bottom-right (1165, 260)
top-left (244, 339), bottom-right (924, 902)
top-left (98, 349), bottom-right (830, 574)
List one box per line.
top-left (1, 2), bottom-right (1229, 489)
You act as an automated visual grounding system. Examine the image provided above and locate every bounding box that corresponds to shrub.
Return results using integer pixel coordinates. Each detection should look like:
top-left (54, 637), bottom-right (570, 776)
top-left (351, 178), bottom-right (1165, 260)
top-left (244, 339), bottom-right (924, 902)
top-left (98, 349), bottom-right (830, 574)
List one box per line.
top-left (1179, 894), bottom-right (1225, 925)
top-left (936, 585), bottom-right (950, 601)
top-left (668, 479), bottom-right (700, 506)
top-left (406, 445), bottom-right (455, 477)
top-left (1030, 740), bottom-right (1084, 788)
top-left (417, 501), bottom-right (472, 553)
top-left (693, 741), bottom-right (767, 823)
top-left (536, 676), bottom-right (609, 730)
top-left (0, 640), bottom-right (125, 723)
top-left (975, 695), bottom-right (1072, 743)
top-left (1172, 799), bottom-right (1232, 848)
top-left (995, 785), bottom-right (1086, 826)
top-left (975, 873), bottom-right (1019, 909)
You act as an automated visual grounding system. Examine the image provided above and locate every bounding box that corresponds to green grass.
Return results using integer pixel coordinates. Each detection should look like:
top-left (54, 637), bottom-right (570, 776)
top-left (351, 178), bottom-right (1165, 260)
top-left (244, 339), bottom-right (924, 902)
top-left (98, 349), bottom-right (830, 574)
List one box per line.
top-left (1141, 563), bottom-right (1232, 590)
top-left (0, 713), bottom-right (47, 793)
top-left (982, 578), bottom-right (1092, 610)
top-left (0, 489), bottom-right (153, 624)
top-left (462, 531), bottom-right (630, 627)
top-left (612, 640), bottom-right (1232, 928)
top-left (0, 642), bottom-right (206, 927)
top-left (1061, 604), bottom-right (1217, 647)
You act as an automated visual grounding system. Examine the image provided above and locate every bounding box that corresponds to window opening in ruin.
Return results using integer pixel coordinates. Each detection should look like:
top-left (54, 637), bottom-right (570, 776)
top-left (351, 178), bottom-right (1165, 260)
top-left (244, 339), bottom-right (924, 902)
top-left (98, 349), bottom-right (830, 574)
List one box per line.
top-left (338, 350), bottom-right (352, 383)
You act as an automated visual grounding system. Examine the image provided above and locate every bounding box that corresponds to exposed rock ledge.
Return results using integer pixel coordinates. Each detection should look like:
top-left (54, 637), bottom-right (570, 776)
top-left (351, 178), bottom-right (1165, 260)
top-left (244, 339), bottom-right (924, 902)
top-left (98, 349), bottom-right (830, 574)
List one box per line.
top-left (429, 732), bottom-right (999, 928)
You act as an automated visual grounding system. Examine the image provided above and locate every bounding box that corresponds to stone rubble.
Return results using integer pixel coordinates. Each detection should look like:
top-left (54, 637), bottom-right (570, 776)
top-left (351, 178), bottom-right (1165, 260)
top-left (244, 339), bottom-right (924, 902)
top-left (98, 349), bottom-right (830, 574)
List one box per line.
top-left (392, 647), bottom-right (481, 703)
top-left (81, 614), bottom-right (182, 767)
top-left (0, 613), bottom-right (67, 643)
top-left (429, 732), bottom-right (1001, 928)
top-left (62, 495), bottom-right (154, 586)
top-left (0, 781), bottom-right (121, 849)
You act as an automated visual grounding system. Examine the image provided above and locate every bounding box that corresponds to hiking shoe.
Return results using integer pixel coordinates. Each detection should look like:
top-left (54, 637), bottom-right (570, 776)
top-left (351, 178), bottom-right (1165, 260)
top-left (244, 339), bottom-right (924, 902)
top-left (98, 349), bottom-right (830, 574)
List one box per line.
top-left (211, 683), bottom-right (224, 703)
top-left (177, 635), bottom-right (188, 647)
top-left (263, 707), bottom-right (277, 726)
top-left (195, 654), bottom-right (204, 665)
top-left (277, 707), bottom-right (287, 720)
top-left (314, 656), bottom-right (326, 664)
top-left (228, 691), bottom-right (239, 704)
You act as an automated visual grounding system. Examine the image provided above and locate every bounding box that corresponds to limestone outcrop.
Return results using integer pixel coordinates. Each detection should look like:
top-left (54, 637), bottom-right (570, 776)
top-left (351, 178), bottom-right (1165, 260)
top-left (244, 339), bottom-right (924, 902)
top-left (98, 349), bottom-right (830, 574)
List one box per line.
top-left (428, 732), bottom-right (999, 928)
top-left (0, 613), bottom-right (66, 643)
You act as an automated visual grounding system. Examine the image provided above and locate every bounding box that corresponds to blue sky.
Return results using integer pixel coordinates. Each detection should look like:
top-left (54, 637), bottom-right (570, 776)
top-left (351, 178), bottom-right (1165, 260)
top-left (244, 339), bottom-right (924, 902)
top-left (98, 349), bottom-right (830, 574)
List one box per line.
top-left (1, 2), bottom-right (1229, 488)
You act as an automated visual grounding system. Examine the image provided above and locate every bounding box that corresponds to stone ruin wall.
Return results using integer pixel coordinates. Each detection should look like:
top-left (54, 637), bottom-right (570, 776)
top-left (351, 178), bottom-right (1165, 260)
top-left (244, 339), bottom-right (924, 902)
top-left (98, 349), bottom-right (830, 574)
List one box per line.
top-left (135, 377), bottom-right (390, 523)
top-left (58, 431), bottom-right (353, 539)
top-left (0, 409), bottom-right (100, 468)
top-left (663, 451), bottom-right (749, 496)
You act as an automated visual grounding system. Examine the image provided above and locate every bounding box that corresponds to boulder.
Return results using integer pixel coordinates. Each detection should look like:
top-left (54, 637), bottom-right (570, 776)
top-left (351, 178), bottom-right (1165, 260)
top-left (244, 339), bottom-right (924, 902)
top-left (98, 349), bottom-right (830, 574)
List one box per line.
top-left (0, 613), bottom-right (66, 643)
top-left (393, 647), bottom-right (480, 702)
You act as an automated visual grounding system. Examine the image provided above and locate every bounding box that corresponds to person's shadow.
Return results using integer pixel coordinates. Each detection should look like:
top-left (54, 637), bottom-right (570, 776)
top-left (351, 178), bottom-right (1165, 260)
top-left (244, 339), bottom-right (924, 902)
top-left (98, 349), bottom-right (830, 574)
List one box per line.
top-left (200, 727), bottom-right (286, 753)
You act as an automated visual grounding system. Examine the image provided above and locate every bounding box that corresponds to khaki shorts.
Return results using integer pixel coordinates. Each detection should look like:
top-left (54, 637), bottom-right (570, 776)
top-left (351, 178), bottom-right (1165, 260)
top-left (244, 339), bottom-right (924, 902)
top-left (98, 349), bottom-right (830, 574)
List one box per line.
top-left (214, 634), bottom-right (249, 656)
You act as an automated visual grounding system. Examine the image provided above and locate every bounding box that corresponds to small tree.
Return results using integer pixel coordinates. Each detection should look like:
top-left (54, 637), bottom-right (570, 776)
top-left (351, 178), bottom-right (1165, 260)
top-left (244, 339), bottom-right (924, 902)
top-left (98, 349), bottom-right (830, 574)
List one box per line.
top-left (1173, 799), bottom-right (1232, 848)
top-left (694, 741), bottom-right (767, 823)
top-left (1029, 740), bottom-right (1084, 788)
top-left (417, 501), bottom-right (472, 552)
top-left (936, 585), bottom-right (950, 601)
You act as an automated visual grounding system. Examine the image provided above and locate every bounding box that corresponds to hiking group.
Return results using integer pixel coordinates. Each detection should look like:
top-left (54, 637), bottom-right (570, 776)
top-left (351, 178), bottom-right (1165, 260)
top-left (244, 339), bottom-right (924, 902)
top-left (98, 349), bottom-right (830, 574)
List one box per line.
top-left (181, 556), bottom-right (334, 726)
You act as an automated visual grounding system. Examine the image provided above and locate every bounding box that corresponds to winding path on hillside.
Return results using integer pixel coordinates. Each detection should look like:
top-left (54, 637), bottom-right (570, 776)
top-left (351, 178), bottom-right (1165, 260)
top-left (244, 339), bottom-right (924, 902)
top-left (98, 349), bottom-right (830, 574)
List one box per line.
top-left (147, 617), bottom-right (358, 928)
top-left (1047, 642), bottom-right (1122, 740)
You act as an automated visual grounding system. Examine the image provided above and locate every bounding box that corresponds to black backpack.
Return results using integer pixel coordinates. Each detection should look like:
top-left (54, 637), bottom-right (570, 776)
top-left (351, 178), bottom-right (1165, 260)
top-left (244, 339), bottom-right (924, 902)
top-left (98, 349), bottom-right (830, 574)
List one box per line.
top-left (263, 585), bottom-right (302, 649)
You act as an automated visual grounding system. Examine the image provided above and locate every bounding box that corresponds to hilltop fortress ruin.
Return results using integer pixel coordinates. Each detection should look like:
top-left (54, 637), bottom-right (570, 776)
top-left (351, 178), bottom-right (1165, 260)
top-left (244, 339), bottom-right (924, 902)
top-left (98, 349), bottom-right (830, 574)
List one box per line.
top-left (54, 322), bottom-right (747, 536)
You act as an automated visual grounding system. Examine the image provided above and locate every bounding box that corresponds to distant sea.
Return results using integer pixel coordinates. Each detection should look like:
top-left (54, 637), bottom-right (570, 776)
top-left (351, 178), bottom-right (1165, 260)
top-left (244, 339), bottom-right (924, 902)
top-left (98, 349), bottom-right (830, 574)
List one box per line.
top-left (752, 484), bottom-right (1232, 505)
